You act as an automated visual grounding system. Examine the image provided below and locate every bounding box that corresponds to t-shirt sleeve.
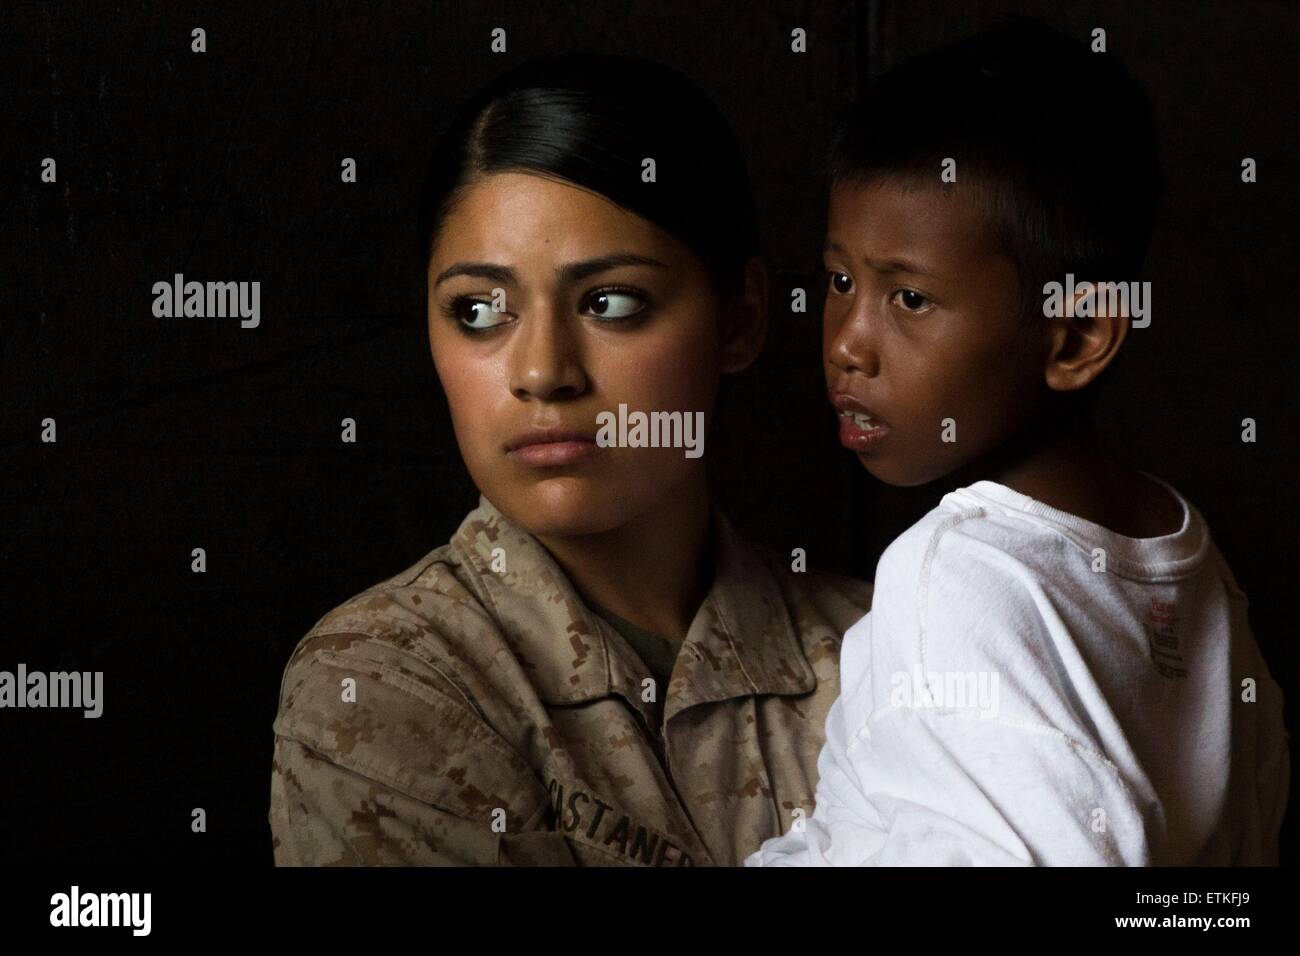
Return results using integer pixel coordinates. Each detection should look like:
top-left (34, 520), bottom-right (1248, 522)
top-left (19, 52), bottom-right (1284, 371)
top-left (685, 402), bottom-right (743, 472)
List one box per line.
top-left (268, 630), bottom-right (574, 866)
top-left (748, 518), bottom-right (1154, 866)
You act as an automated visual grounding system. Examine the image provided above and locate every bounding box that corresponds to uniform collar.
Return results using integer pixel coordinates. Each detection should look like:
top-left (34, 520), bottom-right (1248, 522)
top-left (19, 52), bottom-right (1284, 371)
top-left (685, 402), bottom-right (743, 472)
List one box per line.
top-left (452, 495), bottom-right (817, 724)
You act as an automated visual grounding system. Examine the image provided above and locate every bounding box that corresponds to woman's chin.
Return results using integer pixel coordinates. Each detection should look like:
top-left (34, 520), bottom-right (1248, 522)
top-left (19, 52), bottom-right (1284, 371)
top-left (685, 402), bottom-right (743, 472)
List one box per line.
top-left (490, 480), bottom-right (635, 539)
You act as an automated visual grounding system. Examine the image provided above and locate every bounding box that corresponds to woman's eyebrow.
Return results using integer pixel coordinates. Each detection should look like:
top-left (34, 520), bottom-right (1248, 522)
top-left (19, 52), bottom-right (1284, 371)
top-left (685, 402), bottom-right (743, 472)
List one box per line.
top-left (433, 262), bottom-right (516, 288)
top-left (434, 253), bottom-right (669, 289)
top-left (556, 253), bottom-right (669, 284)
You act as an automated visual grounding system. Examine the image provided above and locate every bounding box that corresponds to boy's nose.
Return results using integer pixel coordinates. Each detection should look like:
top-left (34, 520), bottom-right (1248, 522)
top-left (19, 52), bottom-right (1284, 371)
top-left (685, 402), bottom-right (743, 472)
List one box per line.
top-left (826, 309), bottom-right (882, 378)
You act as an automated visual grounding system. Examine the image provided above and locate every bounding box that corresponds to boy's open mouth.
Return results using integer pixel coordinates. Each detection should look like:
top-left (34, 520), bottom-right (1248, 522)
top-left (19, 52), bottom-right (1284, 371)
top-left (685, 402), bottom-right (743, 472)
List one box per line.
top-left (842, 410), bottom-right (885, 432)
top-left (837, 410), bottom-right (891, 452)
top-left (830, 390), bottom-right (890, 450)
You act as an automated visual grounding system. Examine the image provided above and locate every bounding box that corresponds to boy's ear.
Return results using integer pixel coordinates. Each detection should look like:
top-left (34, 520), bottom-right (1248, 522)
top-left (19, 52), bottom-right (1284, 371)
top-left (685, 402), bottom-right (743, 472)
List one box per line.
top-left (718, 256), bottom-right (768, 374)
top-left (1043, 283), bottom-right (1129, 391)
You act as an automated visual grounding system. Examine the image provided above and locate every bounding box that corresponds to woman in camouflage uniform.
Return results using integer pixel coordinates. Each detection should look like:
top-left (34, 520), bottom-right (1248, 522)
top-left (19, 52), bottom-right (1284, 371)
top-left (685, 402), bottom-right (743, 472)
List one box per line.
top-left (270, 53), bottom-right (872, 866)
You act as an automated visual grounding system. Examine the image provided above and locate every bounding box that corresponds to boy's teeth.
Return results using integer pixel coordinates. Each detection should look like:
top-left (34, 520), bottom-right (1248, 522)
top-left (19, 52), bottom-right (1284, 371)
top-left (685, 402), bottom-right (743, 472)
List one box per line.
top-left (843, 411), bottom-right (880, 430)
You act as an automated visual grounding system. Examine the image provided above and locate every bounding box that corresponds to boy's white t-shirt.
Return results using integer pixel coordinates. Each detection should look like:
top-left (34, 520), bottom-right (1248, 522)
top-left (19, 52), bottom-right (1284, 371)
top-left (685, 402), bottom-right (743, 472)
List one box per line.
top-left (746, 476), bottom-right (1289, 866)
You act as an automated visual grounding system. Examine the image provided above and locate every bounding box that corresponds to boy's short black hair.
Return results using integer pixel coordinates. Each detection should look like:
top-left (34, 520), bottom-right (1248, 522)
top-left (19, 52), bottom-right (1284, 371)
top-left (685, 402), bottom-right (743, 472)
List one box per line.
top-left (829, 16), bottom-right (1161, 324)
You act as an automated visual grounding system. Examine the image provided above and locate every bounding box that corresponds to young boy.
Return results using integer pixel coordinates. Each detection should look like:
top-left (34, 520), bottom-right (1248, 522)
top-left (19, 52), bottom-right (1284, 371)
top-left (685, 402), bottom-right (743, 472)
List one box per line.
top-left (747, 18), bottom-right (1289, 866)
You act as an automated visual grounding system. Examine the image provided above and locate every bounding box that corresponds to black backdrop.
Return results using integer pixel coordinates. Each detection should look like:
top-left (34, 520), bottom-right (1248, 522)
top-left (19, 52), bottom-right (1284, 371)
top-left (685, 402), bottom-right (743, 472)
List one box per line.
top-left (4, 0), bottom-right (1296, 865)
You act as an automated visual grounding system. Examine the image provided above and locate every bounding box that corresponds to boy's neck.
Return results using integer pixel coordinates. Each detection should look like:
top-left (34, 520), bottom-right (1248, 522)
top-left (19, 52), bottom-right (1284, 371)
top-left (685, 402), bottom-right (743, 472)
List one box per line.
top-left (933, 412), bottom-right (1184, 539)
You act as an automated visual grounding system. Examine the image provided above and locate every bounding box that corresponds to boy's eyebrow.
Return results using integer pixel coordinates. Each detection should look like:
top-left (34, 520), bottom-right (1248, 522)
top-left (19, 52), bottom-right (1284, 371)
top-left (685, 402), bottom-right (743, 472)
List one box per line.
top-left (823, 241), bottom-right (937, 279)
top-left (434, 253), bottom-right (669, 289)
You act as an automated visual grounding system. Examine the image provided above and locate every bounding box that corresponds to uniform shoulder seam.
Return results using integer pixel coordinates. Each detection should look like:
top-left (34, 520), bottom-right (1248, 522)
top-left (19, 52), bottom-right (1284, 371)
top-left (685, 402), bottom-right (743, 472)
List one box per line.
top-left (287, 631), bottom-right (495, 729)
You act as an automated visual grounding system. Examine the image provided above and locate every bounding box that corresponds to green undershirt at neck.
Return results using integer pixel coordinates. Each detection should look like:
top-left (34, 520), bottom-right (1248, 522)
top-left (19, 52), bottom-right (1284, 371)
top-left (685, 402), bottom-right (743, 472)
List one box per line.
top-left (588, 601), bottom-right (683, 686)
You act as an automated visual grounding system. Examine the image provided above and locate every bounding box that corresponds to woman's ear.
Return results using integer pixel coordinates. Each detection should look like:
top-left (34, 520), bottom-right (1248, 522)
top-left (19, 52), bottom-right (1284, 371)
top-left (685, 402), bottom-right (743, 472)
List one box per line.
top-left (1043, 282), bottom-right (1130, 392)
top-left (719, 257), bottom-right (768, 374)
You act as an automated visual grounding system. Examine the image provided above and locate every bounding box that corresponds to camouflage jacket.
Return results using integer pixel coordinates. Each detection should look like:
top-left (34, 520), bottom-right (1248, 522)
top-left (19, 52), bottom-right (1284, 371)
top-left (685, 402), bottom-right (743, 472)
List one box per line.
top-left (269, 496), bottom-right (872, 866)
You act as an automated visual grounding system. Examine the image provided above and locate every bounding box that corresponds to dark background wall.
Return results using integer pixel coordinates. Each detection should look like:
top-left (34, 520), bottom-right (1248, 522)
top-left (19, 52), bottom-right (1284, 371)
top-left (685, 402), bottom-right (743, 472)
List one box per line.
top-left (4, 0), bottom-right (1295, 865)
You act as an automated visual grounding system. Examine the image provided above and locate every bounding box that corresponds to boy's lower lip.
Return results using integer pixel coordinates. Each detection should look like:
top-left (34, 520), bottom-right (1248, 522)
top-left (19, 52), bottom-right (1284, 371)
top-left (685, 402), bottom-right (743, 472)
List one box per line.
top-left (838, 414), bottom-right (890, 451)
top-left (508, 440), bottom-right (598, 466)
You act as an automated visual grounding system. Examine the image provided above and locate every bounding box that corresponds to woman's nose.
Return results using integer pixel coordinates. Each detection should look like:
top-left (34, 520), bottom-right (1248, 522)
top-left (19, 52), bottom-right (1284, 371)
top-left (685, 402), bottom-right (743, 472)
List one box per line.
top-left (508, 304), bottom-right (588, 401)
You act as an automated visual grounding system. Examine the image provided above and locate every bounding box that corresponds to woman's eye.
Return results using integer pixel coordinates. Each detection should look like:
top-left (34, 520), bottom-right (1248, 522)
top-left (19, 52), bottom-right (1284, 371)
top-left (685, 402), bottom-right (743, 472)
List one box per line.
top-left (450, 298), bottom-right (510, 330)
top-left (827, 270), bottom-right (853, 295)
top-left (583, 289), bottom-right (646, 320)
top-left (892, 289), bottom-right (931, 313)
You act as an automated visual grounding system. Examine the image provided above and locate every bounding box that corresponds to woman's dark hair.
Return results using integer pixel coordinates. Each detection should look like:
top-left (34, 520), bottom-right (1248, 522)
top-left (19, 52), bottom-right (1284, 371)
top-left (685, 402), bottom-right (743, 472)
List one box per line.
top-left (416, 53), bottom-right (759, 298)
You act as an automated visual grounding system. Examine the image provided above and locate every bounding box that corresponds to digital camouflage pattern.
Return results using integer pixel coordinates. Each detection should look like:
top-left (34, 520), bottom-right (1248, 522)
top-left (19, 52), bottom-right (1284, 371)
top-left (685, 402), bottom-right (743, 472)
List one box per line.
top-left (269, 495), bottom-right (873, 866)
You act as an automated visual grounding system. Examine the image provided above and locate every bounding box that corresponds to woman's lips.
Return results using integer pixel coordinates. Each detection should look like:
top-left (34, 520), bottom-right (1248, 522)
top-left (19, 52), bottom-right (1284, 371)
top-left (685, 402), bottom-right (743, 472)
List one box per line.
top-left (510, 440), bottom-right (597, 466)
top-left (506, 428), bottom-right (599, 467)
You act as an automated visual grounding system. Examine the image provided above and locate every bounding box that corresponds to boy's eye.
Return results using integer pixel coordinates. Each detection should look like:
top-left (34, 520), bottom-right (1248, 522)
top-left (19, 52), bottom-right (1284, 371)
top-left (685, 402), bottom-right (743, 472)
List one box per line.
top-left (826, 270), bottom-right (853, 295)
top-left (582, 288), bottom-right (647, 321)
top-left (892, 289), bottom-right (931, 313)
